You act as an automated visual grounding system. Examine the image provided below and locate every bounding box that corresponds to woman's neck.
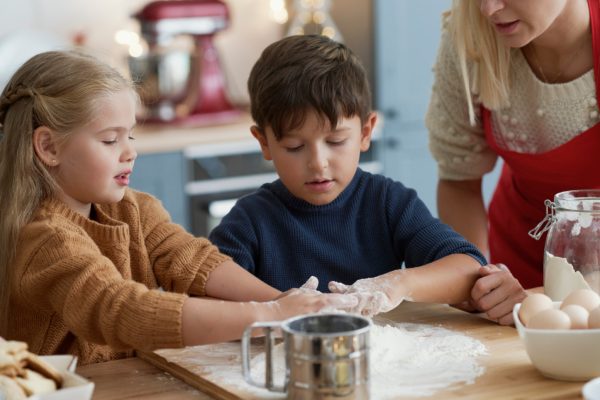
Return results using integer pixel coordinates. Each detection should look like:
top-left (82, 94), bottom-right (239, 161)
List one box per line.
top-left (524, 0), bottom-right (592, 83)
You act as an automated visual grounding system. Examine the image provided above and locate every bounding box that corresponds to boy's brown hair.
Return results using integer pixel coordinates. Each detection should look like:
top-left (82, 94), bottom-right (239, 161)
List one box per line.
top-left (248, 34), bottom-right (372, 139)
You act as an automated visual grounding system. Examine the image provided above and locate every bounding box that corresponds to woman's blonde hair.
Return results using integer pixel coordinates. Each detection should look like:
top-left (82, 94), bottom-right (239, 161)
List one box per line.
top-left (0, 51), bottom-right (134, 335)
top-left (448, 0), bottom-right (512, 124)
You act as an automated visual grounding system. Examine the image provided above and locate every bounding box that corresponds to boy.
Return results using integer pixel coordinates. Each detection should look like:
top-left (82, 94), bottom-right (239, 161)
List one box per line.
top-left (209, 35), bottom-right (486, 317)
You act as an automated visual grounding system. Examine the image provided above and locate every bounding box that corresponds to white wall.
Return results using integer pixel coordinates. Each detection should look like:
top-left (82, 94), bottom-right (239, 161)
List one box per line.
top-left (0, 0), bottom-right (371, 106)
top-left (0, 0), bottom-right (284, 104)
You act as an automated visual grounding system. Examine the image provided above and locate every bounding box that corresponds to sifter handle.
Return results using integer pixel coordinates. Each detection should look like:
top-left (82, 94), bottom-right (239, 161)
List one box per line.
top-left (241, 321), bottom-right (285, 392)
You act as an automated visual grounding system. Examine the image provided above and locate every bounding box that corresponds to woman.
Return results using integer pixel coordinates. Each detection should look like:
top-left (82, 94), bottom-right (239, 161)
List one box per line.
top-left (426, 0), bottom-right (600, 323)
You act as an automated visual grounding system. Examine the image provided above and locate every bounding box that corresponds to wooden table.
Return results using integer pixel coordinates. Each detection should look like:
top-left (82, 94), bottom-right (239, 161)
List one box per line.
top-left (77, 302), bottom-right (587, 399)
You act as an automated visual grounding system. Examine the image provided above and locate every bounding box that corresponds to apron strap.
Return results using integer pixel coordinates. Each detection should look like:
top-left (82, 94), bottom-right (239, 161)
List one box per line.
top-left (589, 0), bottom-right (600, 98)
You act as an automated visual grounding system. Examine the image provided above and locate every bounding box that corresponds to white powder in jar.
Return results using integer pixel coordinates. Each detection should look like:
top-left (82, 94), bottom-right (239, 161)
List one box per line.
top-left (544, 252), bottom-right (596, 300)
top-left (208, 321), bottom-right (487, 399)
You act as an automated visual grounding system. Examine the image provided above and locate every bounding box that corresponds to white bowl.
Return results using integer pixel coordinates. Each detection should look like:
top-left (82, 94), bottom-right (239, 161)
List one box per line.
top-left (513, 302), bottom-right (600, 381)
top-left (583, 377), bottom-right (600, 400)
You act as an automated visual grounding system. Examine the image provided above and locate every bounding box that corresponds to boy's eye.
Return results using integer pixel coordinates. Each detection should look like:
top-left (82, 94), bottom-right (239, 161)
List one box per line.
top-left (285, 145), bottom-right (303, 152)
top-left (102, 140), bottom-right (117, 145)
top-left (328, 139), bottom-right (347, 146)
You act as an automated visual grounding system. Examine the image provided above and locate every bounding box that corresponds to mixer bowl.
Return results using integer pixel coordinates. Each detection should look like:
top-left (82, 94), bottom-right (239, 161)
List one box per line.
top-left (128, 50), bottom-right (192, 121)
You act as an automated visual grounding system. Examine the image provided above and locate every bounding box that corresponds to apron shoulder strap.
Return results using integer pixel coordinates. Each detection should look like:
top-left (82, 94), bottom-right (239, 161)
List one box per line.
top-left (588, 0), bottom-right (600, 96)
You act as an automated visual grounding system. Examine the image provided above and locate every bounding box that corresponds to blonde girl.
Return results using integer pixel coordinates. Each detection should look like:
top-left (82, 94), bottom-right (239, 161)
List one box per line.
top-left (0, 51), bottom-right (354, 364)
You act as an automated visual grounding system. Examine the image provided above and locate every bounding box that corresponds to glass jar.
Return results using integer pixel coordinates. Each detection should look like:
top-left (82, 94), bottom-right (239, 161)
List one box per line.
top-left (530, 190), bottom-right (600, 300)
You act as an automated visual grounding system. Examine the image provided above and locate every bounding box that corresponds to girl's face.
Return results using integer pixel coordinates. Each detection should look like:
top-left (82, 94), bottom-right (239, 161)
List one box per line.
top-left (253, 111), bottom-right (376, 206)
top-left (53, 90), bottom-right (137, 216)
top-left (478, 0), bottom-right (570, 48)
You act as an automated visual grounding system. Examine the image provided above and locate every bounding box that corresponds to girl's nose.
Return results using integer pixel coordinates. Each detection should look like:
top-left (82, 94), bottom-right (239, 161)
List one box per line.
top-left (122, 141), bottom-right (137, 163)
top-left (480, 0), bottom-right (504, 18)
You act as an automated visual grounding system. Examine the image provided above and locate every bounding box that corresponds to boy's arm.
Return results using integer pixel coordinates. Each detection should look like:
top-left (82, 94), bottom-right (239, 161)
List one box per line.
top-left (329, 254), bottom-right (480, 315)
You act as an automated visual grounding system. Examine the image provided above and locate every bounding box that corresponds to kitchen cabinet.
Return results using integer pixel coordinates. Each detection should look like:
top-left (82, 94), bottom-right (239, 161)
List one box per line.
top-left (126, 116), bottom-right (256, 234)
top-left (374, 0), bottom-right (501, 215)
top-left (130, 152), bottom-right (189, 230)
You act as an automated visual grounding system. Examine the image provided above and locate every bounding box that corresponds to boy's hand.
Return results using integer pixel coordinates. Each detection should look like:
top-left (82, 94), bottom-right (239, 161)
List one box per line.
top-left (328, 278), bottom-right (403, 317)
top-left (470, 263), bottom-right (527, 325)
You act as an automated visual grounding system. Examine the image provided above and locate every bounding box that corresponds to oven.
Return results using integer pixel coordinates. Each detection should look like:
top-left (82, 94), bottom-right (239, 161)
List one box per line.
top-left (185, 135), bottom-right (382, 237)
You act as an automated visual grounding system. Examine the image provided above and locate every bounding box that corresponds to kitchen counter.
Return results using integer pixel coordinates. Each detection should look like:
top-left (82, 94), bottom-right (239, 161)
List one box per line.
top-left (77, 302), bottom-right (586, 400)
top-left (134, 113), bottom-right (255, 155)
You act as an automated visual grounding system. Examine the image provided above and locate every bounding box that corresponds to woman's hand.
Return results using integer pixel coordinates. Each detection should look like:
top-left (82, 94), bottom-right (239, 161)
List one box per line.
top-left (470, 263), bottom-right (527, 325)
top-left (328, 276), bottom-right (404, 317)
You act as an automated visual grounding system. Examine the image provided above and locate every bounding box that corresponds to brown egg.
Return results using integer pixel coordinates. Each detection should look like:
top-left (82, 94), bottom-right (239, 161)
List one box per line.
top-left (561, 289), bottom-right (600, 312)
top-left (519, 293), bottom-right (553, 326)
top-left (528, 309), bottom-right (571, 330)
top-left (589, 306), bottom-right (600, 329)
top-left (561, 304), bottom-right (589, 329)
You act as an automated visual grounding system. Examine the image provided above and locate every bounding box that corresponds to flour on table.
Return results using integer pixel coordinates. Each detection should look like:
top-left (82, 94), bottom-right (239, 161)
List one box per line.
top-left (206, 321), bottom-right (487, 399)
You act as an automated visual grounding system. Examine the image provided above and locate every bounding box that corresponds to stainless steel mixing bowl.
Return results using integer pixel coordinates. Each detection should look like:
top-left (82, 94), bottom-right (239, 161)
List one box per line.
top-left (128, 50), bottom-right (192, 121)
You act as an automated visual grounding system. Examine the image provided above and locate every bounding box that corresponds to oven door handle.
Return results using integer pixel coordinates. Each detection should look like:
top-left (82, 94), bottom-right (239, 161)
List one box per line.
top-left (185, 172), bottom-right (279, 196)
top-left (185, 161), bottom-right (382, 196)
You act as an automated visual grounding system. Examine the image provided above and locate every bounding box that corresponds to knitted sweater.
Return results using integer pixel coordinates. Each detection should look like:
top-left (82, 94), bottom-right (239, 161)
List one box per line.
top-left (209, 169), bottom-right (486, 292)
top-left (8, 189), bottom-right (229, 365)
top-left (426, 29), bottom-right (598, 180)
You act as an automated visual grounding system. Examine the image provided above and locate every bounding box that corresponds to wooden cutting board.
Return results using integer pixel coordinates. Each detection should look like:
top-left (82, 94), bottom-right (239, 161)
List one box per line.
top-left (139, 302), bottom-right (586, 400)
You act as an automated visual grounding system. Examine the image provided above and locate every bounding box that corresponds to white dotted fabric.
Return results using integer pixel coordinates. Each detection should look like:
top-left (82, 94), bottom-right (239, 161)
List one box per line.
top-left (426, 31), bottom-right (598, 181)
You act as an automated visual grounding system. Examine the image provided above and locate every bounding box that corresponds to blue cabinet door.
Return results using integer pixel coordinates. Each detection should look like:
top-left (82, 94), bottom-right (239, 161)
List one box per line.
top-left (129, 152), bottom-right (189, 230)
top-left (374, 0), bottom-right (500, 215)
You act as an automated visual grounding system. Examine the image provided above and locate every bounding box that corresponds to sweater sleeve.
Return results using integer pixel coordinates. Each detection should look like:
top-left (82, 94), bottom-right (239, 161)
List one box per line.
top-left (384, 180), bottom-right (486, 267)
top-left (133, 191), bottom-right (230, 296)
top-left (425, 29), bottom-right (498, 180)
top-left (208, 200), bottom-right (259, 274)
top-left (15, 225), bottom-right (186, 351)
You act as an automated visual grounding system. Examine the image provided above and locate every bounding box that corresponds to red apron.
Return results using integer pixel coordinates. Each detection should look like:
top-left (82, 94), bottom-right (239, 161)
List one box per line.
top-left (483, 0), bottom-right (600, 288)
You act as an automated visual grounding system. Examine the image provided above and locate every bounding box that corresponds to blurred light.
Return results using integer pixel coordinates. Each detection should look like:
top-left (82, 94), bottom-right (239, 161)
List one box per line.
top-left (114, 30), bottom-right (139, 45)
top-left (129, 43), bottom-right (144, 58)
top-left (313, 11), bottom-right (326, 24)
top-left (115, 30), bottom-right (144, 58)
top-left (269, 0), bottom-right (289, 24)
top-left (322, 26), bottom-right (336, 39)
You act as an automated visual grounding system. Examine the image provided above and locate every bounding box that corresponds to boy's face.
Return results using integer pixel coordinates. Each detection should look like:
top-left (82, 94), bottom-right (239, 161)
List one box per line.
top-left (252, 111), bottom-right (377, 206)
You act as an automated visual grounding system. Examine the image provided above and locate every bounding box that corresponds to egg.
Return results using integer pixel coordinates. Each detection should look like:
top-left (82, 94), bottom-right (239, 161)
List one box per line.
top-left (561, 304), bottom-right (589, 329)
top-left (589, 306), bottom-right (600, 329)
top-left (561, 289), bottom-right (600, 312)
top-left (519, 293), bottom-right (553, 326)
top-left (527, 309), bottom-right (571, 330)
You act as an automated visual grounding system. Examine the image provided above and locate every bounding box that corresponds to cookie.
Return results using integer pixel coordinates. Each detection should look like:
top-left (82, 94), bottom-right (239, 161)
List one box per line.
top-left (0, 375), bottom-right (27, 400)
top-left (0, 342), bottom-right (27, 356)
top-left (14, 369), bottom-right (57, 396)
top-left (23, 353), bottom-right (62, 388)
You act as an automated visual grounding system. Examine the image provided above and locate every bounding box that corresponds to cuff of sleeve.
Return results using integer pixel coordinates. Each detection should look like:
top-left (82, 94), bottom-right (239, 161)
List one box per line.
top-left (127, 291), bottom-right (187, 350)
top-left (188, 251), bottom-right (231, 296)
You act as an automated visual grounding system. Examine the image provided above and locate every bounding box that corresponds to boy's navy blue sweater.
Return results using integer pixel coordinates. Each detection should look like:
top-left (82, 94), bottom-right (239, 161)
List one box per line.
top-left (209, 169), bottom-right (486, 292)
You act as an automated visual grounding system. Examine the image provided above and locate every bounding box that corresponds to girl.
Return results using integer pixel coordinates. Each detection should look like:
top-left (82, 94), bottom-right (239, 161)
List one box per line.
top-left (0, 51), bottom-right (354, 364)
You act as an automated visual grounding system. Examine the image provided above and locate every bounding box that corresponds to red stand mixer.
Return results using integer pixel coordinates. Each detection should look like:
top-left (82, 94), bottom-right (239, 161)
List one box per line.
top-left (129, 0), bottom-right (240, 125)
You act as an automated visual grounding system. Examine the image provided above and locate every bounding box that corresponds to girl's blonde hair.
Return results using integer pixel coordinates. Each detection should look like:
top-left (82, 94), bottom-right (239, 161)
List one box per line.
top-left (0, 51), bottom-right (134, 335)
top-left (448, 0), bottom-right (512, 124)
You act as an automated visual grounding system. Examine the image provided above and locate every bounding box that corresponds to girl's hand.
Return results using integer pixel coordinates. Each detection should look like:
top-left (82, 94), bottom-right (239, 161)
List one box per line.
top-left (272, 281), bottom-right (358, 320)
top-left (328, 277), bottom-right (404, 317)
top-left (470, 263), bottom-right (527, 325)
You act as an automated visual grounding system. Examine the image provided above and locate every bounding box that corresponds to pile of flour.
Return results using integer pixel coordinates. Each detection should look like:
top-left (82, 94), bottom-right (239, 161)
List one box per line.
top-left (207, 321), bottom-right (487, 399)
